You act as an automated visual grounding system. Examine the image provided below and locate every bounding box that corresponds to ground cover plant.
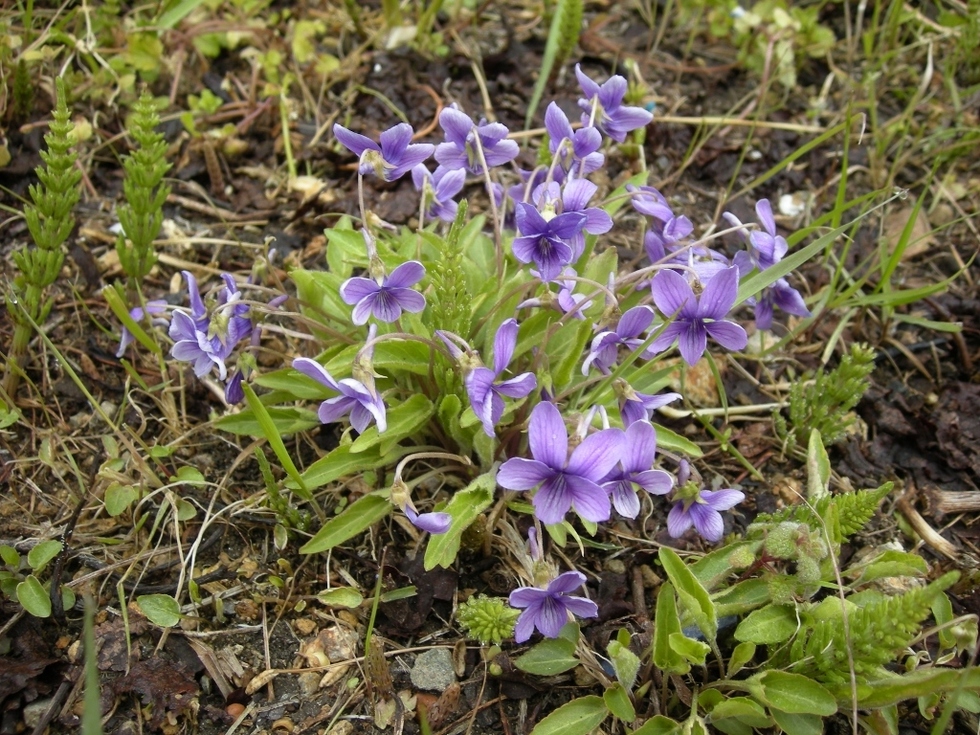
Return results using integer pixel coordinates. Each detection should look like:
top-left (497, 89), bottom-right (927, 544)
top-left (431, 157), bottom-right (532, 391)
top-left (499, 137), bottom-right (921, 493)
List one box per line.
top-left (0, 1), bottom-right (978, 734)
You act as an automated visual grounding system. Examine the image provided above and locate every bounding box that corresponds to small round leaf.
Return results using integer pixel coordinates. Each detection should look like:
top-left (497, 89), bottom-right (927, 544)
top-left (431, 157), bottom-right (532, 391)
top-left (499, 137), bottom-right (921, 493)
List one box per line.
top-left (137, 593), bottom-right (182, 627)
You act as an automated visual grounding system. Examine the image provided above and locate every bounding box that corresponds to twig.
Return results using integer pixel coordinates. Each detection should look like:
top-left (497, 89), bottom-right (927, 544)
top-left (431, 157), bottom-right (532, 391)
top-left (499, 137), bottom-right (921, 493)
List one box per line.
top-left (896, 487), bottom-right (959, 560)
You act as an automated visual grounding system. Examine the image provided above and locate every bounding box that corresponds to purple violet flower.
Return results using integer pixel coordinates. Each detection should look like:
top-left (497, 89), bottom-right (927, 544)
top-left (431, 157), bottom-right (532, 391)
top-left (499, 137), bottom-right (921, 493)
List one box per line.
top-left (391, 479), bottom-right (451, 534)
top-left (531, 180), bottom-right (613, 263)
top-left (601, 420), bottom-right (674, 518)
top-left (544, 102), bottom-right (604, 175)
top-left (117, 299), bottom-right (168, 357)
top-left (617, 382), bottom-right (682, 427)
top-left (435, 105), bottom-right (519, 175)
top-left (667, 460), bottom-right (744, 543)
top-left (649, 266), bottom-right (747, 365)
top-left (575, 64), bottom-right (653, 143)
top-left (729, 200), bottom-right (810, 330)
top-left (582, 305), bottom-right (655, 375)
top-left (465, 319), bottom-right (537, 437)
top-left (497, 401), bottom-right (622, 525)
top-left (292, 357), bottom-right (387, 434)
top-left (333, 123), bottom-right (434, 181)
top-left (340, 261), bottom-right (426, 325)
top-left (516, 267), bottom-right (593, 318)
top-left (412, 164), bottom-right (466, 222)
top-left (513, 202), bottom-right (588, 282)
top-left (509, 570), bottom-right (599, 642)
top-left (169, 272), bottom-right (252, 381)
top-left (404, 505), bottom-right (452, 534)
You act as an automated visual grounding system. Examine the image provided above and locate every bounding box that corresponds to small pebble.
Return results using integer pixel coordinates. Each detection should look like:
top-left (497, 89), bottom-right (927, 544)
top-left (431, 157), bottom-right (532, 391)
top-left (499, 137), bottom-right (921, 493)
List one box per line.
top-left (294, 617), bottom-right (317, 636)
top-left (410, 648), bottom-right (456, 691)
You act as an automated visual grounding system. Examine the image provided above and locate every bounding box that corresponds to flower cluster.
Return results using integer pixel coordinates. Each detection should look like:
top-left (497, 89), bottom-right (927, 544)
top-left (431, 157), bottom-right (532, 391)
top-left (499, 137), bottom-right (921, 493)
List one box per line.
top-left (116, 63), bottom-right (814, 646)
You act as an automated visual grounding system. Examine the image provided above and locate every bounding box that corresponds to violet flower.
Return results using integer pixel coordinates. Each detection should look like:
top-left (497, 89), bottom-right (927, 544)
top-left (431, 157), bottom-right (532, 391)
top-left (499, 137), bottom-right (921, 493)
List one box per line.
top-left (575, 64), bottom-right (653, 143)
top-left (404, 505), bottom-right (452, 534)
top-left (582, 305), bottom-right (655, 375)
top-left (531, 180), bottom-right (612, 263)
top-left (516, 267), bottom-right (593, 319)
top-left (616, 382), bottom-right (681, 427)
top-left (601, 420), bottom-right (674, 518)
top-left (390, 478), bottom-right (451, 534)
top-left (648, 266), bottom-right (747, 365)
top-left (333, 123), bottom-right (434, 181)
top-left (116, 299), bottom-right (168, 357)
top-left (544, 102), bottom-right (604, 175)
top-left (465, 318), bottom-right (537, 437)
top-left (292, 357), bottom-right (387, 433)
top-left (509, 570), bottom-right (598, 642)
top-left (497, 401), bottom-right (622, 525)
top-left (729, 200), bottom-right (810, 329)
top-left (412, 164), bottom-right (466, 223)
top-left (340, 261), bottom-right (426, 325)
top-left (435, 106), bottom-right (519, 175)
top-left (667, 460), bottom-right (744, 543)
top-left (169, 272), bottom-right (252, 381)
top-left (512, 202), bottom-right (587, 282)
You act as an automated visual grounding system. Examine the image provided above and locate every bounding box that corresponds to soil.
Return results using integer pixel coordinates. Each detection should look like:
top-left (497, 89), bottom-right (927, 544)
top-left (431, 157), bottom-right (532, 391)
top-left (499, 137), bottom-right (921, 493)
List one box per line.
top-left (1, 2), bottom-right (979, 734)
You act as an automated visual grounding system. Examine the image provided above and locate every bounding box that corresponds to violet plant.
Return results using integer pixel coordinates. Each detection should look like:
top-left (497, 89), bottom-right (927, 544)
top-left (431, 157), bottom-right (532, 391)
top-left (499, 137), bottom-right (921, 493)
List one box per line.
top-left (116, 62), bottom-right (980, 735)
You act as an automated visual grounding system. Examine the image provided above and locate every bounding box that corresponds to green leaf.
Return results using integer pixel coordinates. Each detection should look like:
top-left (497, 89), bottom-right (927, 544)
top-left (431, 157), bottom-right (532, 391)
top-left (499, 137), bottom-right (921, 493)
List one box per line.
top-left (659, 547), bottom-right (717, 643)
top-left (295, 443), bottom-right (412, 490)
top-left (215, 406), bottom-right (320, 436)
top-left (291, 269), bottom-right (355, 328)
top-left (847, 668), bottom-right (980, 709)
top-left (727, 641), bottom-right (756, 678)
top-left (379, 585), bottom-right (417, 603)
top-left (349, 394), bottom-right (434, 455)
top-left (301, 494), bottom-right (392, 554)
top-left (316, 587), bottom-right (364, 609)
top-left (243, 384), bottom-right (310, 500)
top-left (668, 632), bottom-right (710, 665)
top-left (653, 425), bottom-right (704, 457)
top-left (157, 0), bottom-right (204, 28)
top-left (608, 635), bottom-right (641, 690)
top-left (846, 549), bottom-right (929, 584)
top-left (424, 471), bottom-right (495, 570)
top-left (708, 697), bottom-right (770, 728)
top-left (105, 483), bottom-right (139, 516)
top-left (529, 695), bottom-right (607, 735)
top-left (324, 221), bottom-right (369, 279)
top-left (16, 575), bottom-right (51, 617)
top-left (0, 545), bottom-right (20, 568)
top-left (769, 709), bottom-right (822, 735)
top-left (174, 466), bottom-right (206, 486)
top-left (604, 683), bottom-right (636, 722)
top-left (137, 593), bottom-right (182, 627)
top-left (735, 604), bottom-right (799, 644)
top-left (692, 541), bottom-right (759, 590)
top-left (27, 540), bottom-right (62, 572)
top-left (0, 398), bottom-right (21, 429)
top-left (60, 585), bottom-right (76, 613)
top-left (712, 578), bottom-right (771, 617)
top-left (548, 319), bottom-right (592, 390)
top-left (514, 636), bottom-right (579, 676)
top-left (747, 671), bottom-right (837, 715)
top-left (630, 715), bottom-right (682, 735)
top-left (372, 341), bottom-right (436, 376)
top-left (652, 583), bottom-right (689, 675)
